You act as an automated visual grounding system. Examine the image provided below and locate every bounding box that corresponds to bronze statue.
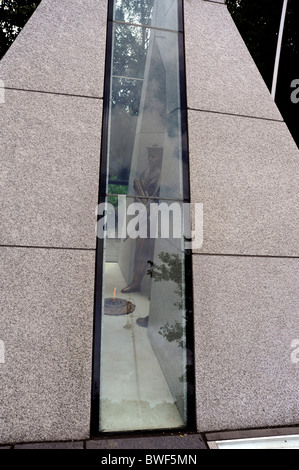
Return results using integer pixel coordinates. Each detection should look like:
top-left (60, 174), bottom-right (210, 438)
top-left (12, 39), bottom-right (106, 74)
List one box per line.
top-left (121, 145), bottom-right (163, 294)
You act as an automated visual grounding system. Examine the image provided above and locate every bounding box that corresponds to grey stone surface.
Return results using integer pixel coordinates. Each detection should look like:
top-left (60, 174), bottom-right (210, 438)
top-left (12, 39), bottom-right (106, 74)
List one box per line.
top-left (184, 0), bottom-right (282, 120)
top-left (0, 247), bottom-right (95, 444)
top-left (188, 110), bottom-right (299, 257)
top-left (87, 433), bottom-right (207, 449)
top-left (192, 255), bottom-right (299, 432)
top-left (0, 89), bottom-right (102, 249)
top-left (0, 0), bottom-right (107, 97)
top-left (14, 441), bottom-right (84, 449)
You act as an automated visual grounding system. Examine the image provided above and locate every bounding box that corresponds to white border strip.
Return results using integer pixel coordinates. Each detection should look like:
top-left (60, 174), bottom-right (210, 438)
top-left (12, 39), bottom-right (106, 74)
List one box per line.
top-left (208, 434), bottom-right (299, 449)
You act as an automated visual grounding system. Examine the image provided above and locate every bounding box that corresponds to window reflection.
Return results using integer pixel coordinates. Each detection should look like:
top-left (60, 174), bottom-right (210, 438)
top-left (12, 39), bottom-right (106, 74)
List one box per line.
top-left (114, 0), bottom-right (155, 27)
top-left (108, 23), bottom-right (183, 200)
top-left (100, 197), bottom-right (188, 432)
top-left (98, 0), bottom-right (191, 433)
top-left (113, 0), bottom-right (178, 31)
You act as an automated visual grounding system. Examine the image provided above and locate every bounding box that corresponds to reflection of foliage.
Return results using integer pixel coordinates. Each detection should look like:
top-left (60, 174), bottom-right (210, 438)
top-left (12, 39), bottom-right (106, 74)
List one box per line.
top-left (113, 25), bottom-right (149, 89)
top-left (110, 24), bottom-right (149, 180)
top-left (112, 0), bottom-right (155, 111)
top-left (109, 0), bottom-right (155, 181)
top-left (107, 181), bottom-right (127, 231)
top-left (159, 321), bottom-right (184, 349)
top-left (149, 252), bottom-right (184, 348)
top-left (107, 181), bottom-right (127, 208)
top-left (150, 252), bottom-right (183, 309)
top-left (0, 0), bottom-right (41, 60)
top-left (114, 0), bottom-right (154, 26)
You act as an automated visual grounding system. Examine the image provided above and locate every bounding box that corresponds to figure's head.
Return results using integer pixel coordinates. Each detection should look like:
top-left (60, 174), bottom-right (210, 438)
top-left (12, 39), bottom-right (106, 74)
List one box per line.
top-left (147, 145), bottom-right (163, 170)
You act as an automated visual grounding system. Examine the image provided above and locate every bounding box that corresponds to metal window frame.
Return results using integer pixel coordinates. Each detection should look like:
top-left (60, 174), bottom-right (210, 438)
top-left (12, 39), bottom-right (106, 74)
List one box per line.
top-left (90, 0), bottom-right (196, 437)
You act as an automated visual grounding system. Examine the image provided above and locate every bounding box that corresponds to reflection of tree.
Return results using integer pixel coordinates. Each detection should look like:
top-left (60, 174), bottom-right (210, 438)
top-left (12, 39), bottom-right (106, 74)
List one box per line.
top-left (114, 0), bottom-right (154, 26)
top-left (149, 252), bottom-right (184, 348)
top-left (150, 251), bottom-right (194, 397)
top-left (110, 24), bottom-right (149, 180)
top-left (112, 0), bottom-right (155, 110)
top-left (150, 252), bottom-right (183, 308)
top-left (0, 0), bottom-right (41, 60)
top-left (109, 0), bottom-right (156, 182)
top-left (159, 321), bottom-right (184, 349)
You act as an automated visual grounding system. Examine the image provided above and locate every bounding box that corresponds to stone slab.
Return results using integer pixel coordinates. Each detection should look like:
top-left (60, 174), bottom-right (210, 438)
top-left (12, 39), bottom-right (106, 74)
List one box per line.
top-left (192, 254), bottom-right (299, 432)
top-left (184, 0), bottom-right (282, 120)
top-left (14, 441), bottom-right (84, 449)
top-left (87, 433), bottom-right (207, 449)
top-left (188, 110), bottom-right (299, 257)
top-left (0, 247), bottom-right (95, 444)
top-left (0, 89), bottom-right (102, 249)
top-left (0, 0), bottom-right (107, 98)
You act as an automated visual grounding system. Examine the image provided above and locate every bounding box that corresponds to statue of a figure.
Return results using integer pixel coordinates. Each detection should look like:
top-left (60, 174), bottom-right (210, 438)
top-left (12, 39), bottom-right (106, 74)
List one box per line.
top-left (121, 145), bottom-right (163, 294)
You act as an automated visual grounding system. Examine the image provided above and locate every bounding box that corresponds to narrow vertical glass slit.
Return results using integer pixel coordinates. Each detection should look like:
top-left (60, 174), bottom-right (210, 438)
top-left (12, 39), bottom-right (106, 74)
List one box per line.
top-left (93, 0), bottom-right (194, 434)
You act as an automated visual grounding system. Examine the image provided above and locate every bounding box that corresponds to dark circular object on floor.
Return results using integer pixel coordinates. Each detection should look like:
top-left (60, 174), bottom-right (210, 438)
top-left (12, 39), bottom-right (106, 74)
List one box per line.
top-left (104, 297), bottom-right (136, 316)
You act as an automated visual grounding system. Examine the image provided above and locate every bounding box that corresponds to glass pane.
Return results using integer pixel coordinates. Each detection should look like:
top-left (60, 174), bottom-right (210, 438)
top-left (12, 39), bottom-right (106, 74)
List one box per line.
top-left (95, 0), bottom-right (192, 434)
top-left (109, 77), bottom-right (143, 186)
top-left (97, 197), bottom-right (190, 432)
top-left (107, 24), bottom-right (184, 200)
top-left (113, 0), bottom-right (179, 31)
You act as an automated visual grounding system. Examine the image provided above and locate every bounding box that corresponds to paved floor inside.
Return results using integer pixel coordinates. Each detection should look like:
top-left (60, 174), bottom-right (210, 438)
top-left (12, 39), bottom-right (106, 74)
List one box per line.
top-left (99, 262), bottom-right (184, 432)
